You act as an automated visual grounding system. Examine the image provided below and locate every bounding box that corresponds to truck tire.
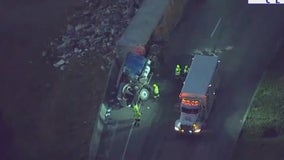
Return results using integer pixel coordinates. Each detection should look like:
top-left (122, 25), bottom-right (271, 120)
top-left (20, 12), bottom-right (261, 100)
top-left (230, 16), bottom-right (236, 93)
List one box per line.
top-left (139, 88), bottom-right (150, 101)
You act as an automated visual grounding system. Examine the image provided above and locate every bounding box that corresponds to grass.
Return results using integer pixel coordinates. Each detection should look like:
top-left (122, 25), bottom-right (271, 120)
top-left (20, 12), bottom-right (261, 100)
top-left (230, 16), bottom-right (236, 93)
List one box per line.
top-left (232, 76), bottom-right (284, 160)
top-left (243, 79), bottom-right (284, 137)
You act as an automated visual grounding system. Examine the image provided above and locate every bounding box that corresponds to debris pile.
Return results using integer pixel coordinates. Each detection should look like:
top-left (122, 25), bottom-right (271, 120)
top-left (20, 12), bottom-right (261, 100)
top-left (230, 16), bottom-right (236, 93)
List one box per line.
top-left (192, 45), bottom-right (234, 56)
top-left (42, 0), bottom-right (142, 70)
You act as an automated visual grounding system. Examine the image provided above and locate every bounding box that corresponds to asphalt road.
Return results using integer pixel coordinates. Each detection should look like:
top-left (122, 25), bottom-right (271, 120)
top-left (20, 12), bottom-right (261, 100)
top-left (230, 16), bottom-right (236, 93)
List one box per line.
top-left (97, 0), bottom-right (284, 160)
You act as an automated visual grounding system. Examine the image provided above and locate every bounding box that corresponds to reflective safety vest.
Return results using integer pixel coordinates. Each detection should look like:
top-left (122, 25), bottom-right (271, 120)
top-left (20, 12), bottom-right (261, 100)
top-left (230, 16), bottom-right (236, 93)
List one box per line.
top-left (133, 104), bottom-right (142, 118)
top-left (153, 84), bottom-right (159, 95)
top-left (183, 65), bottom-right (189, 74)
top-left (175, 65), bottom-right (181, 76)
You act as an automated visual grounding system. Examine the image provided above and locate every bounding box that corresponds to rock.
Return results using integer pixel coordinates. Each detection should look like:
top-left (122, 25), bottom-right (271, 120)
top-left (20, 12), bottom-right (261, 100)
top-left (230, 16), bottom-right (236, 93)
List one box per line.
top-left (56, 41), bottom-right (68, 50)
top-left (95, 27), bottom-right (102, 35)
top-left (66, 24), bottom-right (75, 34)
top-left (225, 46), bottom-right (234, 50)
top-left (75, 23), bottom-right (89, 32)
top-left (119, 0), bottom-right (128, 3)
top-left (204, 48), bottom-right (212, 53)
top-left (193, 49), bottom-right (203, 55)
top-left (50, 41), bottom-right (56, 46)
top-left (89, 47), bottom-right (96, 51)
top-left (214, 49), bottom-right (222, 54)
top-left (60, 65), bottom-right (65, 71)
top-left (53, 59), bottom-right (65, 67)
top-left (74, 48), bottom-right (82, 53)
top-left (100, 0), bottom-right (110, 8)
top-left (58, 53), bottom-right (71, 59)
top-left (84, 24), bottom-right (96, 34)
top-left (42, 51), bottom-right (47, 57)
top-left (100, 65), bottom-right (105, 70)
top-left (82, 10), bottom-right (91, 16)
top-left (110, 28), bottom-right (116, 35)
top-left (78, 39), bottom-right (88, 47)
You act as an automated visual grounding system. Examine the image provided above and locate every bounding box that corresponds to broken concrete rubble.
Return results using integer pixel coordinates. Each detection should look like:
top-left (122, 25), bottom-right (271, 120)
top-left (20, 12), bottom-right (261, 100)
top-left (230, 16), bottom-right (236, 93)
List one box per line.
top-left (53, 59), bottom-right (65, 68)
top-left (44, 0), bottom-right (143, 69)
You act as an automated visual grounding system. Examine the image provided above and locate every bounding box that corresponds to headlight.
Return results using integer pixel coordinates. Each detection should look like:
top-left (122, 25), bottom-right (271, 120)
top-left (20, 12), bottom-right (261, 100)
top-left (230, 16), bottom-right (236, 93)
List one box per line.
top-left (175, 122), bottom-right (181, 131)
top-left (174, 126), bottom-right (180, 131)
top-left (193, 123), bottom-right (201, 133)
top-left (194, 128), bottom-right (201, 133)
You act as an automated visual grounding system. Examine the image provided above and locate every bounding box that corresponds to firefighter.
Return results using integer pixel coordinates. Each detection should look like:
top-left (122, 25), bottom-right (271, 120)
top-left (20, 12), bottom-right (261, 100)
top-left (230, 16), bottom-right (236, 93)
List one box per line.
top-left (153, 83), bottom-right (160, 98)
top-left (133, 103), bottom-right (142, 127)
top-left (175, 64), bottom-right (181, 78)
top-left (183, 65), bottom-right (190, 75)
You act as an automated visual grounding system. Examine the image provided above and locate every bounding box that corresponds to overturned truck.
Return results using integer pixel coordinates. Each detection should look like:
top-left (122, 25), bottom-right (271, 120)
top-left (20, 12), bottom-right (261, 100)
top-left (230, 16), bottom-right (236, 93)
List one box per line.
top-left (116, 51), bottom-right (153, 107)
top-left (103, 46), bottom-right (155, 110)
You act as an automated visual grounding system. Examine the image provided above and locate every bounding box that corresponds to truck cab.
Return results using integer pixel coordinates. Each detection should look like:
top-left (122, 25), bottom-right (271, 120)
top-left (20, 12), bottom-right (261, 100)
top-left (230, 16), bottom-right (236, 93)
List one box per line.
top-left (116, 52), bottom-right (153, 107)
top-left (174, 55), bottom-right (220, 134)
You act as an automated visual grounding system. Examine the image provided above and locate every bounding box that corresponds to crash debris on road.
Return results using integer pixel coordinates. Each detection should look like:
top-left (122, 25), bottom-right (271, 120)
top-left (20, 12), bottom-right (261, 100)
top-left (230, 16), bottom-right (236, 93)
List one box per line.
top-left (192, 45), bottom-right (234, 56)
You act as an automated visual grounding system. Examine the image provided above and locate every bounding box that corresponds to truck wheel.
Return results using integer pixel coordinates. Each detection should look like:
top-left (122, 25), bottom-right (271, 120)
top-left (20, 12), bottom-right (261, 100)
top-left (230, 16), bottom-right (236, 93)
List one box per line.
top-left (139, 88), bottom-right (150, 101)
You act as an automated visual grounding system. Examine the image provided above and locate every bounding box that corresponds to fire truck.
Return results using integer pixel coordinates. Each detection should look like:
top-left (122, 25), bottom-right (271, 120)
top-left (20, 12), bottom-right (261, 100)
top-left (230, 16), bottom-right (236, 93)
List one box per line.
top-left (174, 55), bottom-right (220, 134)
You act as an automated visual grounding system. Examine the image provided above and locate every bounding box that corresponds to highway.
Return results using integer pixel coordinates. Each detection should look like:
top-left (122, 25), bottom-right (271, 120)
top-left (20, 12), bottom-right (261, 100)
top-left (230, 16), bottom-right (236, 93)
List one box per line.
top-left (96, 0), bottom-right (284, 160)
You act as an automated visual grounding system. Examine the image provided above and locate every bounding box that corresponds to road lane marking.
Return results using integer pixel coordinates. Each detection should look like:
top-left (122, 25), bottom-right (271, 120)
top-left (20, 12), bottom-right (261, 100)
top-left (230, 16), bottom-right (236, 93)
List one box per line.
top-left (121, 121), bottom-right (135, 160)
top-left (210, 17), bottom-right (222, 38)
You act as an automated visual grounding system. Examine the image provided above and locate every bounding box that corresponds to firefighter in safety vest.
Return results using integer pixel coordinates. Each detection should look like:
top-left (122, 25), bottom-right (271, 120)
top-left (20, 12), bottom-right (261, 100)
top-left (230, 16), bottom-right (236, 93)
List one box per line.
top-left (133, 103), bottom-right (142, 127)
top-left (153, 83), bottom-right (160, 98)
top-left (183, 65), bottom-right (190, 75)
top-left (175, 64), bottom-right (181, 78)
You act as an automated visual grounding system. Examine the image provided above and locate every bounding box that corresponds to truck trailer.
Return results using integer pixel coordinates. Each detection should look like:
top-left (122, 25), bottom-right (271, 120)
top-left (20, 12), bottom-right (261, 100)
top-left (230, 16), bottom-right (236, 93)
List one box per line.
top-left (174, 55), bottom-right (220, 134)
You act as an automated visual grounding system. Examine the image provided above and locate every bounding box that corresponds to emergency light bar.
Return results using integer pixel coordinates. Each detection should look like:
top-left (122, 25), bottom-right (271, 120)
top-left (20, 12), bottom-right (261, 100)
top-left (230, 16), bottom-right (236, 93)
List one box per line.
top-left (182, 99), bottom-right (200, 106)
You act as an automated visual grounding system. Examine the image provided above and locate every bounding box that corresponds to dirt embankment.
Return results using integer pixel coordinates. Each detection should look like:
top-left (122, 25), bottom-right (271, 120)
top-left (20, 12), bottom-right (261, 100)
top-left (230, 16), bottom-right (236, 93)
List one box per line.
top-left (0, 0), bottom-right (145, 159)
top-left (0, 0), bottom-right (143, 159)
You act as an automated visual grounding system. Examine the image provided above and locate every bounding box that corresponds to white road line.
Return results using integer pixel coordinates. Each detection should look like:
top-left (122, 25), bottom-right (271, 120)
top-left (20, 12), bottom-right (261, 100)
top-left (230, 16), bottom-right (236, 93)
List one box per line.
top-left (121, 121), bottom-right (135, 160)
top-left (210, 17), bottom-right (223, 38)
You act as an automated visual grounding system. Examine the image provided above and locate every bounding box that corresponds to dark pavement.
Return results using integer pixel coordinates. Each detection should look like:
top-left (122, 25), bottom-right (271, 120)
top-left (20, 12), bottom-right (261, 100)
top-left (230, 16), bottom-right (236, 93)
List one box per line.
top-left (97, 0), bottom-right (284, 160)
top-left (143, 1), bottom-right (284, 160)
